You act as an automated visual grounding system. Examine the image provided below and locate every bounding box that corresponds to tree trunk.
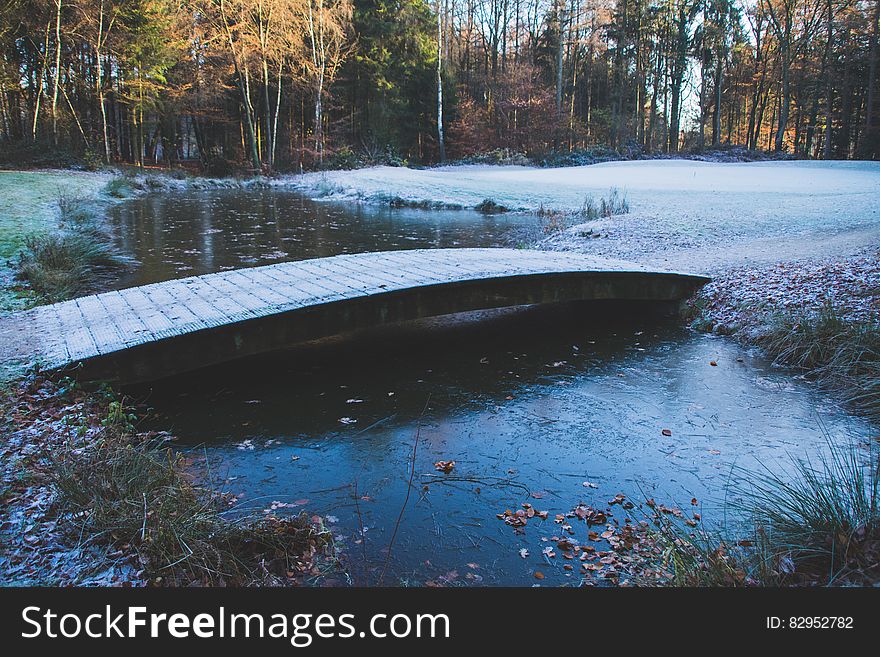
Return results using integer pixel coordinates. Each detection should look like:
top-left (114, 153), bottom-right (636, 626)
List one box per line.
top-left (437, 0), bottom-right (446, 161)
top-left (51, 0), bottom-right (62, 146)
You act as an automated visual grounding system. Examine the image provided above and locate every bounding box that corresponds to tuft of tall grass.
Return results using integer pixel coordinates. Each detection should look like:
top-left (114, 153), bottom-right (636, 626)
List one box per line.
top-left (651, 523), bottom-right (751, 587)
top-left (17, 233), bottom-right (120, 301)
top-left (732, 440), bottom-right (880, 585)
top-left (16, 192), bottom-right (129, 302)
top-left (579, 187), bottom-right (630, 220)
top-left (649, 439), bottom-right (880, 586)
top-left (50, 403), bottom-right (332, 586)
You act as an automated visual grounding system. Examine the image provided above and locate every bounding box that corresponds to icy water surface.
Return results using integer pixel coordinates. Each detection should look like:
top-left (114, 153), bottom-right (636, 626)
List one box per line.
top-left (109, 189), bottom-right (533, 287)
top-left (113, 189), bottom-right (872, 586)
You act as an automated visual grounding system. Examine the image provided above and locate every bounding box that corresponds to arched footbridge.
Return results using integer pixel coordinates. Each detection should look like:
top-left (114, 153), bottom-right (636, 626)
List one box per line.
top-left (0, 248), bottom-right (709, 383)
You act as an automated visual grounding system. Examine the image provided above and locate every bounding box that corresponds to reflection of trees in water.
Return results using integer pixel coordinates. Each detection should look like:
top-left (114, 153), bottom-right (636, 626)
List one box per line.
top-left (108, 190), bottom-right (531, 288)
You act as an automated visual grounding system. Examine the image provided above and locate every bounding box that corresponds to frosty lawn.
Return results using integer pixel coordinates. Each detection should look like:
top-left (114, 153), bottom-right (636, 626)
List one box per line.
top-left (287, 160), bottom-right (880, 274)
top-left (0, 170), bottom-right (110, 312)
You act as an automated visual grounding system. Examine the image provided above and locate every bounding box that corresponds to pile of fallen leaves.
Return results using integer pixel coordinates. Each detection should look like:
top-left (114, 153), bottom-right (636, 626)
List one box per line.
top-left (497, 493), bottom-right (686, 585)
top-left (690, 252), bottom-right (880, 337)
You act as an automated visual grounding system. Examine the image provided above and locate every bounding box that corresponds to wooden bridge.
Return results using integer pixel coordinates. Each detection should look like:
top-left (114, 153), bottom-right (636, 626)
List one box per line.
top-left (0, 248), bottom-right (709, 383)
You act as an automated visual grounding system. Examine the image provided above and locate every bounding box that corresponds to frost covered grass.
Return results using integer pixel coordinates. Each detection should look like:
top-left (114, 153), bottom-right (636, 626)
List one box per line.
top-left (285, 160), bottom-right (880, 274)
top-left (16, 191), bottom-right (129, 302)
top-left (1, 375), bottom-right (334, 586)
top-left (285, 159), bottom-right (880, 214)
top-left (52, 428), bottom-right (331, 586)
top-left (0, 170), bottom-right (111, 311)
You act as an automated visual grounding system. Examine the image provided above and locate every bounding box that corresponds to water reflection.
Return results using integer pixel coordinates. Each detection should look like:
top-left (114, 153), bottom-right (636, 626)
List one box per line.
top-left (109, 189), bottom-right (533, 288)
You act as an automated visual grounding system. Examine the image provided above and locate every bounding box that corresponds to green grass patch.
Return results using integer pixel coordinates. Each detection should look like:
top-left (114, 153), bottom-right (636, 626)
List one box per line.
top-left (0, 170), bottom-right (111, 310)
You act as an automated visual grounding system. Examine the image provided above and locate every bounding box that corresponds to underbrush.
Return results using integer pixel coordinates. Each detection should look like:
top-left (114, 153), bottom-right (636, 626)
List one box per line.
top-left (0, 375), bottom-right (334, 586)
top-left (51, 428), bottom-right (332, 586)
top-left (755, 304), bottom-right (880, 422)
top-left (15, 190), bottom-right (129, 302)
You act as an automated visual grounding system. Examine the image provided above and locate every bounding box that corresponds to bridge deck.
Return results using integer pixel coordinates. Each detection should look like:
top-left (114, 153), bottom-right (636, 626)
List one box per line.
top-left (0, 248), bottom-right (709, 382)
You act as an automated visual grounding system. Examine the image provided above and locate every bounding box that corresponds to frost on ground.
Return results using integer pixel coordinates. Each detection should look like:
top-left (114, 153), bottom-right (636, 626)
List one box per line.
top-left (284, 160), bottom-right (880, 276)
top-left (693, 252), bottom-right (880, 338)
top-left (0, 377), bottom-right (144, 585)
top-left (0, 170), bottom-right (111, 313)
top-left (286, 159), bottom-right (880, 356)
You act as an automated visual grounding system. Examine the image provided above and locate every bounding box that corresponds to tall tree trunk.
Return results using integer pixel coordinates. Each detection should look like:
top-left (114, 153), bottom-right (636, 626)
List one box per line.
top-left (272, 59), bottom-right (283, 166)
top-left (51, 0), bottom-right (62, 146)
top-left (773, 9), bottom-right (792, 152)
top-left (860, 0), bottom-right (879, 158)
top-left (32, 19), bottom-right (51, 140)
top-left (437, 0), bottom-right (446, 161)
top-left (220, 0), bottom-right (261, 170)
top-left (263, 57), bottom-right (274, 168)
top-left (823, 0), bottom-right (834, 159)
top-left (668, 2), bottom-right (690, 153)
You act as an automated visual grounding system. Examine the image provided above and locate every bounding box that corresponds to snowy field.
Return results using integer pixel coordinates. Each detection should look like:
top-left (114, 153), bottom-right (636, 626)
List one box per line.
top-left (283, 160), bottom-right (880, 274)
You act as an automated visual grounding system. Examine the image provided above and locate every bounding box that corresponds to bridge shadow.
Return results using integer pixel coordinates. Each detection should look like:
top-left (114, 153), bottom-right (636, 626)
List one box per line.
top-left (131, 299), bottom-right (686, 444)
top-left (130, 299), bottom-right (680, 390)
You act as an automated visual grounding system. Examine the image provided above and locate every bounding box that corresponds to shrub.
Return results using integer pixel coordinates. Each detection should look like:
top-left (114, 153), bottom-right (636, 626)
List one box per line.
top-left (203, 155), bottom-right (234, 178)
top-left (475, 198), bottom-right (508, 214)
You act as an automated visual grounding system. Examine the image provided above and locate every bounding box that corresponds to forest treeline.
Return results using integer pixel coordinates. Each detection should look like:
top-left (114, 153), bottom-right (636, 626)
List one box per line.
top-left (1, 0), bottom-right (878, 171)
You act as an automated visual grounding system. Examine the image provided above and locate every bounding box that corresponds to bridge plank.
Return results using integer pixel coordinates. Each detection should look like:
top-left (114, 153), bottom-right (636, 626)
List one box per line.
top-left (76, 295), bottom-right (128, 355)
